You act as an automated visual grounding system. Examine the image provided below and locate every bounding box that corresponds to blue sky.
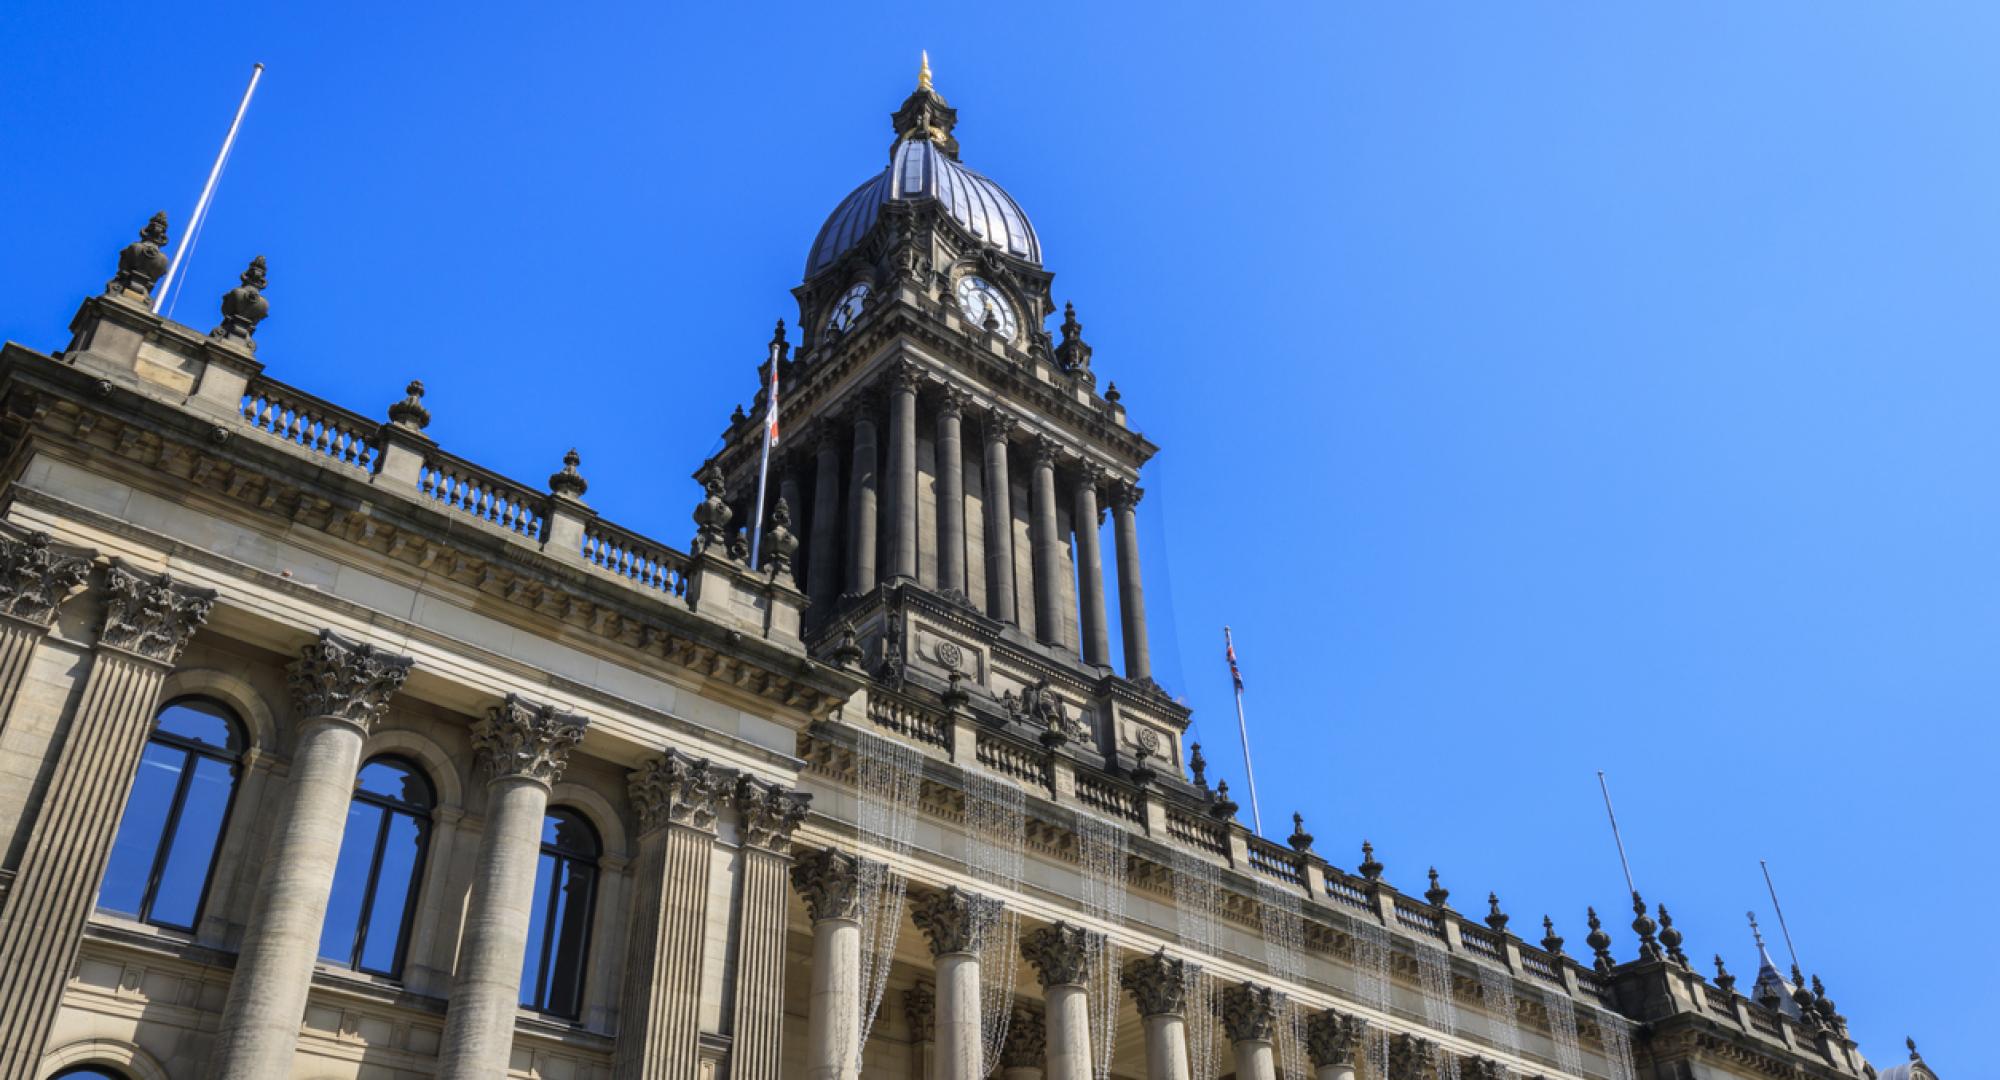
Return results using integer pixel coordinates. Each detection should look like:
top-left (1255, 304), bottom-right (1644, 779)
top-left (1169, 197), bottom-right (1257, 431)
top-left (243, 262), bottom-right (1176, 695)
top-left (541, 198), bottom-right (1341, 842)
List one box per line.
top-left (3, 1), bottom-right (1988, 1067)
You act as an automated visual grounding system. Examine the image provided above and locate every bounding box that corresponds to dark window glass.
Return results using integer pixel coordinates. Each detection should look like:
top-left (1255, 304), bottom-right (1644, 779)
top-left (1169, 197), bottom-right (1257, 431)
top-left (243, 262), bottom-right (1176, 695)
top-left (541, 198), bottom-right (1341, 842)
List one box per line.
top-left (318, 758), bottom-right (433, 978)
top-left (518, 807), bottom-right (599, 1018)
top-left (53, 1069), bottom-right (129, 1080)
top-left (98, 699), bottom-right (243, 930)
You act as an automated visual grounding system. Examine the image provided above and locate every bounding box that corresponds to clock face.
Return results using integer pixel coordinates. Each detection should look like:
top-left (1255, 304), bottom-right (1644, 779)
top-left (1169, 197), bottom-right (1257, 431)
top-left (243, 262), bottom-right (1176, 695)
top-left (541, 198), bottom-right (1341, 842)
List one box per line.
top-left (826, 283), bottom-right (869, 334)
top-left (954, 276), bottom-right (1017, 341)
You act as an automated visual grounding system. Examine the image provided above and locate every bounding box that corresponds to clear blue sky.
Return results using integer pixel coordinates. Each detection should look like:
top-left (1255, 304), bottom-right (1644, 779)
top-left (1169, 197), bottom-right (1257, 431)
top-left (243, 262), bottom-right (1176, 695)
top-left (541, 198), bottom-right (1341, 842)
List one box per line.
top-left (2, 1), bottom-right (1986, 1067)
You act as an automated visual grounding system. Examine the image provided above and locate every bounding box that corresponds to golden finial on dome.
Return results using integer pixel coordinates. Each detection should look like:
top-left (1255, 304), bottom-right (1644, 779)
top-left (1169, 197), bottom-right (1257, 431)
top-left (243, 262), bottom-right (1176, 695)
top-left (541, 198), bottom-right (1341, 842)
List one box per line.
top-left (918, 50), bottom-right (933, 91)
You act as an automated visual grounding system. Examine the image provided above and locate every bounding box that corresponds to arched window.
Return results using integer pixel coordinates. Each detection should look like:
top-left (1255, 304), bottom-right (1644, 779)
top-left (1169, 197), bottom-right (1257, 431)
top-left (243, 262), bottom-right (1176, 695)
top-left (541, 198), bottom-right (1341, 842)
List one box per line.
top-left (318, 757), bottom-right (434, 977)
top-left (52, 1069), bottom-right (131, 1080)
top-left (518, 807), bottom-right (599, 1019)
top-left (99, 698), bottom-right (244, 931)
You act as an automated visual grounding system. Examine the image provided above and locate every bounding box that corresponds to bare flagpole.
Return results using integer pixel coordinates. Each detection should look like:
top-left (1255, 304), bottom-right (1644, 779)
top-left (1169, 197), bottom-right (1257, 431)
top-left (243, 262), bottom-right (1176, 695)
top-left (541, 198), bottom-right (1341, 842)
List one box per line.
top-left (1760, 859), bottom-right (1802, 972)
top-left (748, 322), bottom-right (783, 567)
top-left (1597, 769), bottom-right (1638, 896)
top-left (155, 62), bottom-right (264, 316)
top-left (1224, 626), bottom-right (1263, 835)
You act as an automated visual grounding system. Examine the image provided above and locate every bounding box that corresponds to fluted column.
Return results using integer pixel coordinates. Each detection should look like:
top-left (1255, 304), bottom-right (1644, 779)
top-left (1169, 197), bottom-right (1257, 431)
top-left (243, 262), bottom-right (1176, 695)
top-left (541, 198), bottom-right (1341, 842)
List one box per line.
top-left (1306, 1009), bottom-right (1365, 1080)
top-left (904, 982), bottom-right (937, 1079)
top-left (847, 402), bottom-right (879, 596)
top-left (211, 631), bottom-right (414, 1079)
top-left (1110, 482), bottom-right (1152, 682)
top-left (1029, 438), bottom-right (1064, 646)
top-left (437, 696), bottom-right (588, 1080)
top-left (1221, 982), bottom-right (1280, 1080)
top-left (999, 1003), bottom-right (1046, 1080)
top-left (935, 389), bottom-right (967, 599)
top-left (912, 886), bottom-right (1004, 1080)
top-left (1124, 949), bottom-right (1196, 1080)
top-left (792, 846), bottom-right (866, 1080)
top-left (0, 530), bottom-right (91, 737)
top-left (0, 562), bottom-right (213, 1078)
top-left (615, 750), bottom-right (731, 1080)
top-left (1022, 922), bottom-right (1099, 1080)
top-left (981, 411), bottom-right (1018, 624)
top-left (730, 775), bottom-right (811, 1080)
top-left (809, 430), bottom-right (844, 611)
top-left (888, 364), bottom-right (920, 583)
top-left (1071, 469), bottom-right (1110, 667)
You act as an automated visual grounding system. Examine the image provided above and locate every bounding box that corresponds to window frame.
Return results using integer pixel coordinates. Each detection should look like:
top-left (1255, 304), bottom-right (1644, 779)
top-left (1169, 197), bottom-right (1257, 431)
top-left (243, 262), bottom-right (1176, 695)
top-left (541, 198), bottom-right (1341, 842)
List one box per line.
top-left (520, 807), bottom-right (600, 1020)
top-left (107, 696), bottom-right (244, 932)
top-left (324, 755), bottom-right (434, 979)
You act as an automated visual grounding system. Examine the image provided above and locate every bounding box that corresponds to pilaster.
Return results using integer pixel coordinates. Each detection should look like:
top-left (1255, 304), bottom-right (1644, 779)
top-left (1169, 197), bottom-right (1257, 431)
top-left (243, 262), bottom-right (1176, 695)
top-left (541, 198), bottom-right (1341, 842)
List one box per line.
top-left (728, 774), bottom-right (810, 1080)
top-left (0, 528), bottom-right (93, 736)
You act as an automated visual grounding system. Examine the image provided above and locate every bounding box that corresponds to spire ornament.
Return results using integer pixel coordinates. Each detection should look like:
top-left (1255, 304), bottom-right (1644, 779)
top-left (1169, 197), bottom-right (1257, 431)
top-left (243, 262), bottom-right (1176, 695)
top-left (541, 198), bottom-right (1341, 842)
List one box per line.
top-left (1358, 840), bottom-right (1383, 883)
top-left (1210, 779), bottom-right (1239, 820)
top-left (210, 255), bottom-right (269, 346)
top-left (761, 497), bottom-right (799, 575)
top-left (1657, 903), bottom-right (1688, 967)
top-left (1055, 300), bottom-right (1094, 379)
top-left (1712, 954), bottom-right (1736, 993)
top-left (1631, 891), bottom-right (1663, 962)
top-left (1187, 742), bottom-right (1207, 788)
top-left (387, 380), bottom-right (431, 431)
top-left (691, 465), bottom-right (733, 554)
top-left (889, 52), bottom-right (959, 159)
top-left (109, 212), bottom-right (171, 300)
top-left (1424, 867), bottom-right (1450, 908)
top-left (1287, 812), bottom-right (1315, 854)
top-left (549, 448), bottom-right (588, 500)
top-left (1541, 915), bottom-right (1565, 956)
top-left (1485, 892), bottom-right (1510, 933)
top-left (1585, 907), bottom-right (1615, 973)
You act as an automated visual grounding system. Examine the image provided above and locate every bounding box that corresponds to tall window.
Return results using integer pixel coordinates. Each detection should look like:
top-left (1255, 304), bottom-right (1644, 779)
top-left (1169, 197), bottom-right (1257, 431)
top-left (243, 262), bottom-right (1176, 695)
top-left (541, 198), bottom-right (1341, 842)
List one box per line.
top-left (318, 757), bottom-right (433, 978)
top-left (100, 698), bottom-right (244, 931)
top-left (519, 807), bottom-right (598, 1019)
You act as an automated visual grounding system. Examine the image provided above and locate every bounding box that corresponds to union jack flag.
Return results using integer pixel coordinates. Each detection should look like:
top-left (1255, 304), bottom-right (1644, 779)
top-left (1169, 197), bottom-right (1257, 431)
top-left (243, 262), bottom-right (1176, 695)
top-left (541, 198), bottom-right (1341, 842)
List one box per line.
top-left (1225, 630), bottom-right (1245, 693)
top-left (763, 361), bottom-right (780, 448)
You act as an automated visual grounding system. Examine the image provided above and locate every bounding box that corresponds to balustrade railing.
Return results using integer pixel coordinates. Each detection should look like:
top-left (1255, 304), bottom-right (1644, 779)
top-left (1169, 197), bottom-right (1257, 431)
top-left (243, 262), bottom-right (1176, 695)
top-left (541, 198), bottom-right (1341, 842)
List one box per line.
top-left (417, 452), bottom-right (550, 539)
top-left (1459, 924), bottom-right (1504, 961)
top-left (1165, 808), bottom-right (1229, 857)
top-left (1701, 983), bottom-right (1734, 1015)
top-left (1246, 838), bottom-right (1304, 886)
top-left (868, 696), bottom-right (950, 751)
top-left (1075, 773), bottom-right (1141, 824)
top-left (239, 378), bottom-right (379, 472)
top-left (582, 517), bottom-right (689, 598)
top-left (1322, 872), bottom-right (1372, 912)
top-left (1746, 1004), bottom-right (1782, 1036)
top-left (1393, 898), bottom-right (1446, 940)
top-left (975, 734), bottom-right (1045, 786)
top-left (1575, 968), bottom-right (1612, 1003)
top-left (1517, 946), bottom-right (1564, 984)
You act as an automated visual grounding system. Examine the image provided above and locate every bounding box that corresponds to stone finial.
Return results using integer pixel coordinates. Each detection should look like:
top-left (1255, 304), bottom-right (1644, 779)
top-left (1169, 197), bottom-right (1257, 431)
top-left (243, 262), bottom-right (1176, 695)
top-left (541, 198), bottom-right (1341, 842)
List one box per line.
top-left (1305, 1009), bottom-right (1365, 1068)
top-left (1124, 948), bottom-right (1197, 1018)
top-left (109, 212), bottom-right (171, 299)
top-left (1657, 903), bottom-right (1688, 967)
top-left (911, 885), bottom-right (1003, 957)
top-left (727, 526), bottom-right (750, 564)
top-left (1187, 741), bottom-right (1207, 788)
top-left (1907, 1036), bottom-right (1923, 1062)
top-left (1219, 981), bottom-right (1280, 1044)
top-left (768, 317), bottom-right (789, 363)
top-left (735, 773), bottom-right (811, 854)
top-left (1210, 779), bottom-right (1239, 820)
top-left (1713, 954), bottom-right (1736, 993)
top-left (790, 845), bottom-right (866, 923)
top-left (1541, 915), bottom-right (1566, 956)
top-left (761, 497), bottom-right (799, 575)
top-left (1055, 300), bottom-right (1093, 375)
top-left (1020, 921), bottom-right (1098, 989)
top-left (387, 380), bottom-right (431, 431)
top-left (691, 466), bottom-right (733, 554)
top-left (98, 560), bottom-right (217, 665)
top-left (1585, 907), bottom-right (1615, 973)
top-left (999, 1003), bottom-right (1045, 1068)
top-left (1104, 380), bottom-right (1122, 404)
top-left (628, 748), bottom-right (730, 834)
top-left (1128, 740), bottom-right (1156, 787)
top-left (1389, 1033), bottom-right (1438, 1078)
top-left (0, 530), bottom-right (92, 628)
top-left (286, 629), bottom-right (414, 733)
top-left (472, 694), bottom-right (588, 787)
top-left (1485, 892), bottom-right (1510, 933)
top-left (828, 624), bottom-right (865, 670)
top-left (549, 448), bottom-right (588, 500)
top-left (1791, 965), bottom-right (1821, 1028)
top-left (1631, 891), bottom-right (1663, 962)
top-left (1288, 812), bottom-right (1315, 854)
top-left (1424, 867), bottom-right (1450, 908)
top-left (210, 255), bottom-right (270, 346)
top-left (903, 981), bottom-right (935, 1043)
top-left (1358, 840), bottom-right (1383, 883)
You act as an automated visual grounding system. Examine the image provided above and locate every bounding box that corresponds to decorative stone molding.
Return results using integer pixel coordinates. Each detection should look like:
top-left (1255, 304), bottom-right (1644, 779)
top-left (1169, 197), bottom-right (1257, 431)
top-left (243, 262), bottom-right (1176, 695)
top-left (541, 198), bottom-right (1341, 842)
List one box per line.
top-left (108, 212), bottom-right (171, 300)
top-left (1460, 1054), bottom-right (1506, 1080)
top-left (790, 845), bottom-right (866, 922)
top-left (734, 773), bottom-right (811, 854)
top-left (1123, 948), bottom-right (1197, 1018)
top-left (1109, 480), bottom-right (1143, 511)
top-left (937, 385), bottom-right (965, 420)
top-left (471, 694), bottom-right (587, 786)
top-left (0, 530), bottom-right (92, 628)
top-left (548, 448), bottom-right (588, 500)
top-left (999, 1002), bottom-right (1045, 1068)
top-left (1305, 1009), bottom-right (1366, 1068)
top-left (97, 560), bottom-right (216, 665)
top-left (628, 748), bottom-right (731, 833)
top-left (1020, 921), bottom-right (1097, 989)
top-left (386, 379), bottom-right (431, 431)
top-left (1031, 435), bottom-right (1059, 467)
top-left (1389, 1033), bottom-right (1437, 1080)
top-left (1220, 982), bottom-right (1280, 1044)
top-left (983, 408), bottom-right (1016, 442)
top-left (910, 885), bottom-right (1002, 957)
top-left (903, 981), bottom-right (936, 1043)
top-left (211, 256), bottom-right (270, 346)
top-left (286, 628), bottom-right (413, 732)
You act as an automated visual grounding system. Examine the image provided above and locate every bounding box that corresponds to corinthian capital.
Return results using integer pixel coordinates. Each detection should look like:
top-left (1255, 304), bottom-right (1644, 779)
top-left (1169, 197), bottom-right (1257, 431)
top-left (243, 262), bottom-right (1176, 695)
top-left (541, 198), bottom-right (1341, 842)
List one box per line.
top-left (1389, 1033), bottom-right (1438, 1080)
top-left (1306, 1008), bottom-right (1366, 1068)
top-left (0, 530), bottom-right (92, 629)
top-left (903, 981), bottom-right (935, 1043)
top-left (629, 748), bottom-right (731, 834)
top-left (1460, 1055), bottom-right (1506, 1080)
top-left (1220, 981), bottom-right (1281, 1044)
top-left (1110, 480), bottom-right (1144, 512)
top-left (911, 885), bottom-right (1003, 957)
top-left (287, 629), bottom-right (414, 733)
top-left (1123, 947), bottom-right (1198, 1018)
top-left (735, 773), bottom-right (811, 853)
top-left (472, 694), bottom-right (587, 786)
top-left (1020, 921), bottom-right (1098, 989)
top-left (98, 560), bottom-right (216, 665)
top-left (999, 1003), bottom-right (1045, 1068)
top-left (790, 845), bottom-right (867, 923)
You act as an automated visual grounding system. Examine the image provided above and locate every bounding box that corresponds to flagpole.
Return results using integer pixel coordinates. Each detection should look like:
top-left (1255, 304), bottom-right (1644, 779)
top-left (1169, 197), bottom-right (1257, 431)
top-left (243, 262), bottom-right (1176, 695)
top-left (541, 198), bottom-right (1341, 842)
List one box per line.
top-left (1760, 859), bottom-right (1802, 972)
top-left (155, 62), bottom-right (264, 316)
top-left (1225, 626), bottom-right (1263, 835)
top-left (748, 326), bottom-right (782, 567)
top-left (1598, 770), bottom-right (1637, 896)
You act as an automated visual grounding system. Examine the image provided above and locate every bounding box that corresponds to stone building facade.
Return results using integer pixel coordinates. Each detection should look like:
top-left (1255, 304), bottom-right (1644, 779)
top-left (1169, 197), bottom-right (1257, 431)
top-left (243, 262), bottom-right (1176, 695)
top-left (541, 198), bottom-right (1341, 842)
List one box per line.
top-left (0, 67), bottom-right (1931, 1080)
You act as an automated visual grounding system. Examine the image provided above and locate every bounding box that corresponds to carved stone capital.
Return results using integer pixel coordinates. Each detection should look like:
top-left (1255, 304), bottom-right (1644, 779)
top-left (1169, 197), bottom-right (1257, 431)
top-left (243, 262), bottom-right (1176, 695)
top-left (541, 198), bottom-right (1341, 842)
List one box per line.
top-left (1460, 1055), bottom-right (1506, 1080)
top-left (472, 694), bottom-right (587, 787)
top-left (903, 981), bottom-right (935, 1043)
top-left (936, 385), bottom-right (965, 420)
top-left (735, 773), bottom-right (811, 853)
top-left (1020, 921), bottom-right (1098, 989)
top-left (1306, 1009), bottom-right (1367, 1068)
top-left (1031, 435), bottom-right (1060, 468)
top-left (1123, 947), bottom-right (1198, 1018)
top-left (0, 530), bottom-right (92, 628)
top-left (97, 560), bottom-right (216, 665)
top-left (1389, 1033), bottom-right (1438, 1080)
top-left (287, 629), bottom-right (414, 733)
top-left (1219, 981), bottom-right (1280, 1044)
top-left (910, 885), bottom-right (1003, 957)
top-left (629, 748), bottom-right (731, 834)
top-left (1110, 481), bottom-right (1144, 512)
top-left (890, 360), bottom-right (924, 395)
top-left (790, 845), bottom-right (866, 923)
top-left (999, 1003), bottom-right (1045, 1068)
top-left (983, 408), bottom-right (1016, 443)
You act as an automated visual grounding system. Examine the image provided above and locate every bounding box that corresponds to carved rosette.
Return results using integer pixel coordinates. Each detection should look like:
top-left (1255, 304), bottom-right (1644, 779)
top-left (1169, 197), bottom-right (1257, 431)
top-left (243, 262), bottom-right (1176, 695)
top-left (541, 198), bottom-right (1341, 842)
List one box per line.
top-left (1123, 948), bottom-right (1198, 1018)
top-left (472, 694), bottom-right (587, 787)
top-left (903, 981), bottom-right (936, 1043)
top-left (790, 845), bottom-right (866, 923)
top-left (629, 748), bottom-right (730, 834)
top-left (910, 885), bottom-right (1003, 957)
top-left (1306, 1009), bottom-right (1367, 1068)
top-left (1220, 981), bottom-right (1281, 1045)
top-left (286, 629), bottom-right (414, 733)
top-left (1020, 922), bottom-right (1098, 989)
top-left (1389, 1033), bottom-right (1438, 1080)
top-left (999, 1003), bottom-right (1045, 1068)
top-left (0, 531), bottom-right (92, 629)
top-left (735, 773), bottom-right (811, 854)
top-left (97, 560), bottom-right (217, 665)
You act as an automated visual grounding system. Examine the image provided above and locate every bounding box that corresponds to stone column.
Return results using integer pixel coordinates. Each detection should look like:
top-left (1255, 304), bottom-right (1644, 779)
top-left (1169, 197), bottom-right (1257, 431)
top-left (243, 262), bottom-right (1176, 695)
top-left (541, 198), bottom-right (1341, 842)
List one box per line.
top-left (437, 696), bottom-right (588, 1080)
top-left (912, 885), bottom-right (1004, 1080)
top-left (0, 562), bottom-right (213, 1078)
top-left (999, 1003), bottom-right (1046, 1080)
top-left (1221, 981), bottom-right (1280, 1080)
top-left (904, 982), bottom-right (937, 1079)
top-left (888, 364), bottom-right (920, 583)
top-left (1021, 922), bottom-right (1098, 1080)
top-left (1124, 948), bottom-right (1196, 1080)
top-left (791, 846), bottom-right (866, 1080)
top-left (1110, 482), bottom-right (1152, 682)
top-left (847, 402), bottom-right (879, 596)
top-left (981, 411), bottom-right (1018, 624)
top-left (1305, 1009), bottom-right (1365, 1080)
top-left (1070, 469), bottom-right (1109, 667)
top-left (729, 775), bottom-right (811, 1080)
top-left (809, 429), bottom-right (844, 612)
top-left (0, 530), bottom-right (91, 736)
top-left (935, 389), bottom-right (967, 600)
top-left (211, 631), bottom-right (414, 1079)
top-left (1029, 438), bottom-right (1065, 647)
top-left (614, 750), bottom-right (731, 1080)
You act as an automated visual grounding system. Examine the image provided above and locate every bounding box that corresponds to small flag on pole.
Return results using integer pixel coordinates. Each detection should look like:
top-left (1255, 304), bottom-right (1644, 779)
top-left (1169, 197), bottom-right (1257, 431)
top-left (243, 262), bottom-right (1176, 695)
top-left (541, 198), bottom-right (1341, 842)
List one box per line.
top-left (1226, 632), bottom-right (1245, 692)
top-left (763, 355), bottom-right (780, 448)
top-left (748, 320), bottom-right (785, 569)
